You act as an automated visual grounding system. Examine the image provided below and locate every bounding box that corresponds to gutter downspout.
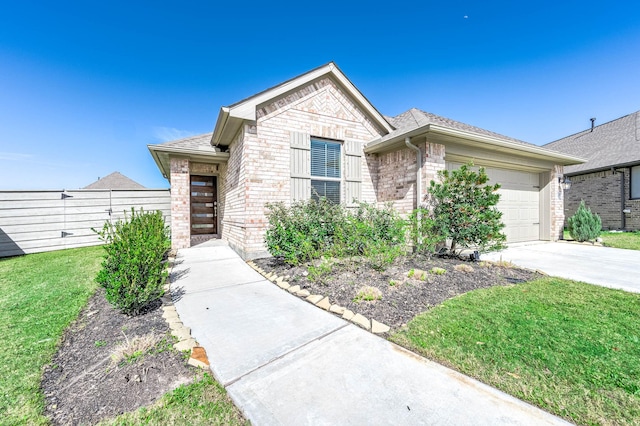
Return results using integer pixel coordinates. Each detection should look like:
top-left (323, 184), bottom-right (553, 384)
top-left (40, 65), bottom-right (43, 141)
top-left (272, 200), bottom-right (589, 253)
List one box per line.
top-left (405, 137), bottom-right (422, 249)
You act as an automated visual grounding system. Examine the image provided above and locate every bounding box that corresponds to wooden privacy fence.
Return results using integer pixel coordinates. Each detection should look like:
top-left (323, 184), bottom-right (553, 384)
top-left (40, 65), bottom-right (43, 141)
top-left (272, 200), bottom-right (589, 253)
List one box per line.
top-left (0, 189), bottom-right (171, 258)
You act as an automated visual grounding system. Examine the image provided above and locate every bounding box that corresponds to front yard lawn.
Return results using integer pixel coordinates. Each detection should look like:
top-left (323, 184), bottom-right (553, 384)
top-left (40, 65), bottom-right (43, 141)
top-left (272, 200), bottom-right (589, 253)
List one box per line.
top-left (600, 231), bottom-right (640, 250)
top-left (0, 247), bottom-right (245, 425)
top-left (563, 229), bottom-right (640, 250)
top-left (392, 277), bottom-right (640, 425)
top-left (0, 246), bottom-right (103, 424)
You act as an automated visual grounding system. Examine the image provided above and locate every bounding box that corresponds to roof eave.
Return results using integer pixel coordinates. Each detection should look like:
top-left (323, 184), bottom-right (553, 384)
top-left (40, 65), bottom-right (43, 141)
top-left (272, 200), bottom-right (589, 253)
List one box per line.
top-left (365, 124), bottom-right (586, 165)
top-left (147, 145), bottom-right (169, 179)
top-left (147, 144), bottom-right (230, 180)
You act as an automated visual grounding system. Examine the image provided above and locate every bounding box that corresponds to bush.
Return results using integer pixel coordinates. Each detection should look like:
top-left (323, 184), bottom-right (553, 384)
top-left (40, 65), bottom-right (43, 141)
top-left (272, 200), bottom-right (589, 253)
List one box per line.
top-left (264, 198), bottom-right (344, 265)
top-left (264, 200), bottom-right (406, 266)
top-left (408, 207), bottom-right (444, 253)
top-left (335, 202), bottom-right (406, 260)
top-left (567, 201), bottom-right (602, 242)
top-left (426, 163), bottom-right (506, 254)
top-left (94, 208), bottom-right (170, 315)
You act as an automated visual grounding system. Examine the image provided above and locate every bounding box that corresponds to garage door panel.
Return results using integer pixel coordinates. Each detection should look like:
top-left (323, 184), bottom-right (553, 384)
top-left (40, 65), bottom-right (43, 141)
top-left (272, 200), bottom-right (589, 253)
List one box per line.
top-left (446, 162), bottom-right (540, 243)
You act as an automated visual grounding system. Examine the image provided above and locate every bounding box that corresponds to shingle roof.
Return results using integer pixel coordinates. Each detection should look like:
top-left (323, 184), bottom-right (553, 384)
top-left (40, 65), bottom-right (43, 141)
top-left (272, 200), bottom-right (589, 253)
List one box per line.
top-left (382, 108), bottom-right (535, 147)
top-left (154, 132), bottom-right (214, 151)
top-left (543, 111), bottom-right (640, 174)
top-left (83, 172), bottom-right (145, 189)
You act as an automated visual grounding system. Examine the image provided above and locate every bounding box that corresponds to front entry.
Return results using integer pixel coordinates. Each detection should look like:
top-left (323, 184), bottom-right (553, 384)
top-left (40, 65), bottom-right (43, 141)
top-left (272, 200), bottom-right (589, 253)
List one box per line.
top-left (190, 175), bottom-right (217, 236)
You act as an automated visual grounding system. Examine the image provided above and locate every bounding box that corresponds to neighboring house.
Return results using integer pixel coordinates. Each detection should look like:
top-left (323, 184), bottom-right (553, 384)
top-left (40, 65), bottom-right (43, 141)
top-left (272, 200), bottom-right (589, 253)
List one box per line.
top-left (83, 171), bottom-right (146, 189)
top-left (148, 62), bottom-right (583, 259)
top-left (544, 111), bottom-right (640, 231)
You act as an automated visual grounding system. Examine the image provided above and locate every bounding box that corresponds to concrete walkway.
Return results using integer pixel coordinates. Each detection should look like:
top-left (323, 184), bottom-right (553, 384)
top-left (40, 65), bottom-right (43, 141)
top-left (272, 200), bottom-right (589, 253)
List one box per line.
top-left (171, 241), bottom-right (570, 425)
top-left (482, 241), bottom-right (640, 293)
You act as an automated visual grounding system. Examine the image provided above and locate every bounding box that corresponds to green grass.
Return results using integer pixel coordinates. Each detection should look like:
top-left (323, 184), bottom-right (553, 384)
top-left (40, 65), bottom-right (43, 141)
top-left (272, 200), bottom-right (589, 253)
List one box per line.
top-left (0, 246), bottom-right (246, 425)
top-left (392, 277), bottom-right (640, 425)
top-left (99, 373), bottom-right (248, 425)
top-left (0, 246), bottom-right (104, 424)
top-left (563, 229), bottom-right (640, 250)
top-left (600, 231), bottom-right (640, 250)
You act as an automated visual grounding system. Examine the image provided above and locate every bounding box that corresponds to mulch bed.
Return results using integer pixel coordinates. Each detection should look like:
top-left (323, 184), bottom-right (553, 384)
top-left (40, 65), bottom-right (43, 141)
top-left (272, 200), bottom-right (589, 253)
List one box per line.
top-left (254, 253), bottom-right (542, 331)
top-left (41, 288), bottom-right (197, 425)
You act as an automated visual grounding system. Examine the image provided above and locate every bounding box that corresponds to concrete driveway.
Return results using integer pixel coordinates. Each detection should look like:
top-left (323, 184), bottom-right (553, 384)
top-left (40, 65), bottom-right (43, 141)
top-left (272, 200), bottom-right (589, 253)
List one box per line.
top-left (482, 242), bottom-right (640, 293)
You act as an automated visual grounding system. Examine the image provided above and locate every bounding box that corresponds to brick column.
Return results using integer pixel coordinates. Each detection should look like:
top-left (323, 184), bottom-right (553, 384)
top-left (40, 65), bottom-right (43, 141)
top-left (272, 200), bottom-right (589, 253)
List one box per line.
top-left (420, 142), bottom-right (446, 207)
top-left (551, 164), bottom-right (564, 241)
top-left (170, 157), bottom-right (190, 250)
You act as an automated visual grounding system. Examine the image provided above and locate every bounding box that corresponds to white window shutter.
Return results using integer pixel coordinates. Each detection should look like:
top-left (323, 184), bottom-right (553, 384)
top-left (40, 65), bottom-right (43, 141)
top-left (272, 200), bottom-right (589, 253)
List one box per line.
top-left (344, 140), bottom-right (362, 205)
top-left (290, 132), bottom-right (311, 202)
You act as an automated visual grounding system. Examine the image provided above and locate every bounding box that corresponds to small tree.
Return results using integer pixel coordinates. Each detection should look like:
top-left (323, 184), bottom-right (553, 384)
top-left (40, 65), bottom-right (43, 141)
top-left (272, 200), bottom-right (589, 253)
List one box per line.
top-left (427, 163), bottom-right (506, 254)
top-left (567, 200), bottom-right (601, 242)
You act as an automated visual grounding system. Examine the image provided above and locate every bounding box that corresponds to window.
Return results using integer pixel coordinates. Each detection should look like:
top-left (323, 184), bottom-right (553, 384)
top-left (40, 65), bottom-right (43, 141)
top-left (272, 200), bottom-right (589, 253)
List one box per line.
top-left (310, 138), bottom-right (341, 203)
top-left (632, 165), bottom-right (640, 199)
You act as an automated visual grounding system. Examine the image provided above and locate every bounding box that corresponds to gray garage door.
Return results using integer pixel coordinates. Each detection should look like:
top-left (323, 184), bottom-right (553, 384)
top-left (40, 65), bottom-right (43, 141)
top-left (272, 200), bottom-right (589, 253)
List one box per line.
top-left (446, 163), bottom-right (540, 243)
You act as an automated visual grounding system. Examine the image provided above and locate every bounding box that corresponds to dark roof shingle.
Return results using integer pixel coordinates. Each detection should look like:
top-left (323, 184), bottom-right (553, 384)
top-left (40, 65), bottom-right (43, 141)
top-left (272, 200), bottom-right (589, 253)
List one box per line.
top-left (383, 108), bottom-right (535, 147)
top-left (544, 111), bottom-right (640, 174)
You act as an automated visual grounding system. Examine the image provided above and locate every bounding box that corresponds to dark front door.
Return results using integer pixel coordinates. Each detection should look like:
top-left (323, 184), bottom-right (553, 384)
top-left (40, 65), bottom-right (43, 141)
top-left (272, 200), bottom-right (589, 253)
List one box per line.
top-left (190, 175), bottom-right (217, 235)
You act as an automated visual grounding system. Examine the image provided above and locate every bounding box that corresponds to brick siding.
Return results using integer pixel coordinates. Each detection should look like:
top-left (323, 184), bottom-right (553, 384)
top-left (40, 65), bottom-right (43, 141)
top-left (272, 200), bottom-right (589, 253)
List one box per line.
top-left (565, 167), bottom-right (640, 231)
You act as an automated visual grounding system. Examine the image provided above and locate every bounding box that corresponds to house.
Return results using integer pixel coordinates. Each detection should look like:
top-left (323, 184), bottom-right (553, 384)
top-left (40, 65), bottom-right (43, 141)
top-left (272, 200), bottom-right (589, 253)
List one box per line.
top-left (83, 171), bottom-right (145, 189)
top-left (544, 111), bottom-right (640, 231)
top-left (148, 62), bottom-right (583, 259)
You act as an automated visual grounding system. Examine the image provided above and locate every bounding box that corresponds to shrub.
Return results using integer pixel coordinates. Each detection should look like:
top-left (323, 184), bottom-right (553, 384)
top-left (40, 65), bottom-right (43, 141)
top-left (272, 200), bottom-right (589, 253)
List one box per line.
top-left (567, 201), bottom-right (602, 242)
top-left (265, 199), bottom-right (344, 265)
top-left (264, 200), bottom-right (406, 266)
top-left (408, 208), bottom-right (444, 253)
top-left (94, 208), bottom-right (170, 315)
top-left (426, 163), bottom-right (506, 254)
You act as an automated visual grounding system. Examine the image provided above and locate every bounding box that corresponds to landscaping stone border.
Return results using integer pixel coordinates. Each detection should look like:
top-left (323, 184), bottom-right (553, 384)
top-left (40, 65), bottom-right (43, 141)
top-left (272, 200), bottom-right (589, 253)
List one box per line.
top-left (163, 255), bottom-right (211, 370)
top-left (246, 261), bottom-right (391, 334)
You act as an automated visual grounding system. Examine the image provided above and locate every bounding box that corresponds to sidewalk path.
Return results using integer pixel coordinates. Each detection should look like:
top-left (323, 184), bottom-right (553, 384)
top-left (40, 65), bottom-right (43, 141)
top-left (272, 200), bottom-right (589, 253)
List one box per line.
top-left (171, 241), bottom-right (570, 425)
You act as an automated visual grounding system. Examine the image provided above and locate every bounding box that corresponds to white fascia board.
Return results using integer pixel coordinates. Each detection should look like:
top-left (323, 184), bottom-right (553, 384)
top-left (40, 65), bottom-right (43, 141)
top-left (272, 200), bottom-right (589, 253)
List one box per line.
top-left (365, 124), bottom-right (586, 165)
top-left (211, 107), bottom-right (230, 146)
top-left (428, 125), bottom-right (586, 165)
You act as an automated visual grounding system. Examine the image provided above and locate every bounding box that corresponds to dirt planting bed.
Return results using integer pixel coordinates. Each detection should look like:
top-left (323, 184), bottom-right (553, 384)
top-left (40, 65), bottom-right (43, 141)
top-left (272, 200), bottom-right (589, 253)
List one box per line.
top-left (41, 288), bottom-right (198, 425)
top-left (254, 253), bottom-right (542, 331)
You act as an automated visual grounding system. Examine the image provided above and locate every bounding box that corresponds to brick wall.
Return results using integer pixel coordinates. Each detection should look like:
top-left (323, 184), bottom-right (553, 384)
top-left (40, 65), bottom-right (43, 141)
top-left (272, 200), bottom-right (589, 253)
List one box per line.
top-left (421, 143), bottom-right (446, 207)
top-left (565, 169), bottom-right (623, 230)
top-left (229, 77), bottom-right (386, 259)
top-left (565, 167), bottom-right (640, 231)
top-left (169, 157), bottom-right (190, 250)
top-left (220, 128), bottom-right (247, 255)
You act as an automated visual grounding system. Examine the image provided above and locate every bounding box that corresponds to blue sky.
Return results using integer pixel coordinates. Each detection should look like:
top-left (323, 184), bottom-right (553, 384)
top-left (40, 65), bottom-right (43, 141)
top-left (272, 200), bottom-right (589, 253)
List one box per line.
top-left (1, 1), bottom-right (639, 189)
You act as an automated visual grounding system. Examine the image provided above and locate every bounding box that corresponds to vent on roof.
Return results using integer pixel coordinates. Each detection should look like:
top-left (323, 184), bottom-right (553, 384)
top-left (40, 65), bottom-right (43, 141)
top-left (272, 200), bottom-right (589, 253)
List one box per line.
top-left (590, 117), bottom-right (596, 132)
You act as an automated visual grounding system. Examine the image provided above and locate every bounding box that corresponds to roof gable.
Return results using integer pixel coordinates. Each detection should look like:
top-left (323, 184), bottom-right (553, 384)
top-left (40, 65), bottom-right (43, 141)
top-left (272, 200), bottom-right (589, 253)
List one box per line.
top-left (544, 111), bottom-right (640, 174)
top-left (211, 62), bottom-right (394, 145)
top-left (83, 172), bottom-right (145, 189)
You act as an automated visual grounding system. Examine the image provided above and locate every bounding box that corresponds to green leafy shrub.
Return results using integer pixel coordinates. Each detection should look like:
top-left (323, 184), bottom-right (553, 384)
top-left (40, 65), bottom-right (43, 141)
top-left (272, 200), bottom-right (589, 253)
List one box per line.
top-left (409, 207), bottom-right (444, 253)
top-left (567, 201), bottom-right (602, 242)
top-left (427, 163), bottom-right (506, 254)
top-left (265, 199), bottom-right (344, 265)
top-left (265, 200), bottom-right (406, 266)
top-left (94, 208), bottom-right (170, 315)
